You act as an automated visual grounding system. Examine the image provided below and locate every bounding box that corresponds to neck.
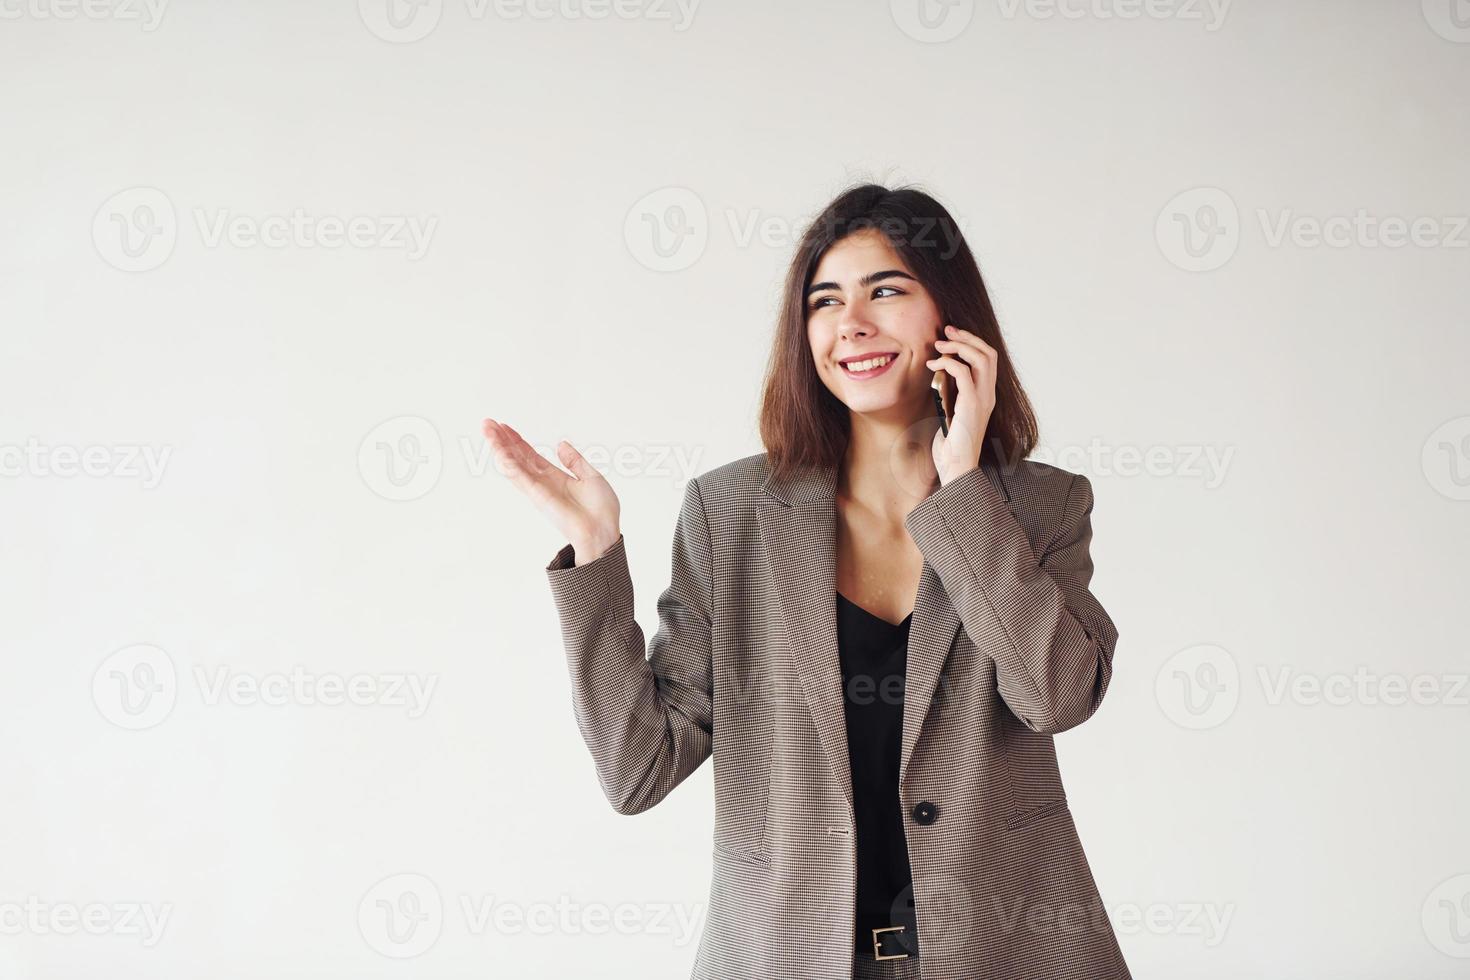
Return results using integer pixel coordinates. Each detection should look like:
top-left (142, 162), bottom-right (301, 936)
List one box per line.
top-left (837, 401), bottom-right (940, 522)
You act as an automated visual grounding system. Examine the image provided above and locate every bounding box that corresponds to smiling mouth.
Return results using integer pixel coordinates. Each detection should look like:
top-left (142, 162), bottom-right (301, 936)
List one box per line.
top-left (840, 353), bottom-right (898, 379)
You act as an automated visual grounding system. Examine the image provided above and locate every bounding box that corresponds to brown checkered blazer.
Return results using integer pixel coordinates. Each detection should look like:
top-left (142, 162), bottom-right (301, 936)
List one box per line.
top-left (544, 451), bottom-right (1131, 980)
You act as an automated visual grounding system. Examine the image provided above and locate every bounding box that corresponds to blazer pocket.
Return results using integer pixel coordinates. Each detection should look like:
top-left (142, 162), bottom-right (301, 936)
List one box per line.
top-left (713, 841), bottom-right (772, 869)
top-left (1006, 798), bottom-right (1071, 831)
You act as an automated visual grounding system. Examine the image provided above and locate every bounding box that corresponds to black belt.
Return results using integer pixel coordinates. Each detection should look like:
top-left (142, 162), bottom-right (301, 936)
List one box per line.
top-left (857, 923), bottom-right (919, 960)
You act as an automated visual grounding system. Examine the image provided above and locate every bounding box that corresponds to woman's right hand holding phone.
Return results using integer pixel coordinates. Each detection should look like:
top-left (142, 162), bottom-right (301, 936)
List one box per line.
top-left (481, 418), bottom-right (622, 566)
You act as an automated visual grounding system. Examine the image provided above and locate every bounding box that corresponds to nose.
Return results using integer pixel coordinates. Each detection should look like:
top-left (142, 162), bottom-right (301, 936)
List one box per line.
top-left (836, 303), bottom-right (876, 342)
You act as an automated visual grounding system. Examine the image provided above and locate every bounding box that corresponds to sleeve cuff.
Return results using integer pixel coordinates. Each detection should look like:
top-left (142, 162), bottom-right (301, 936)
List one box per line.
top-left (904, 465), bottom-right (1010, 547)
top-left (546, 533), bottom-right (627, 578)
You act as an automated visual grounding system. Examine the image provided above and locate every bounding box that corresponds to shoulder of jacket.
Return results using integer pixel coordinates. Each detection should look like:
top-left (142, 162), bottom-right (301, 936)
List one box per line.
top-left (997, 455), bottom-right (1088, 503)
top-left (687, 455), bottom-right (770, 493)
top-left (686, 451), bottom-right (769, 504)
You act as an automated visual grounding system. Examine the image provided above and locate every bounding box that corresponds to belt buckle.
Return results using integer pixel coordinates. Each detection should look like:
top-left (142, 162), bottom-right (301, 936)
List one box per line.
top-left (872, 924), bottom-right (910, 960)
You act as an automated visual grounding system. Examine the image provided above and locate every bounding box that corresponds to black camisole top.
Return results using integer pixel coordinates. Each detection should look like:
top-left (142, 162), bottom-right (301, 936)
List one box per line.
top-left (836, 590), bottom-right (920, 958)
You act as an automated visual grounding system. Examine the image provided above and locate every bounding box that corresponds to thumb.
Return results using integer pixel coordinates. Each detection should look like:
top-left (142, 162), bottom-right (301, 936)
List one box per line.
top-left (556, 440), bottom-right (597, 480)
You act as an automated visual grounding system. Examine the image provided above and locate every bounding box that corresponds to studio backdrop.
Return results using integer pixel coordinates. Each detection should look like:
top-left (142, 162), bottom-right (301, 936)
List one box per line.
top-left (2, 1), bottom-right (1467, 978)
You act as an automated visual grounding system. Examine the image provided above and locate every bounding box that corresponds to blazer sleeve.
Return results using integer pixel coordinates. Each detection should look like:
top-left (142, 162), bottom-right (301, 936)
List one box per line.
top-left (904, 465), bottom-right (1118, 735)
top-left (544, 477), bottom-right (715, 815)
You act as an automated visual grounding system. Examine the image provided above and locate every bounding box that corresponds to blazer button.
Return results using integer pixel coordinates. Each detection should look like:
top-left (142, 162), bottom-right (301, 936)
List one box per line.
top-left (912, 801), bottom-right (938, 825)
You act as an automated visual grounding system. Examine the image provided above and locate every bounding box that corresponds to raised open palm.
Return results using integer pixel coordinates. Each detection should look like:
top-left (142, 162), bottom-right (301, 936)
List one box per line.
top-left (482, 418), bottom-right (622, 564)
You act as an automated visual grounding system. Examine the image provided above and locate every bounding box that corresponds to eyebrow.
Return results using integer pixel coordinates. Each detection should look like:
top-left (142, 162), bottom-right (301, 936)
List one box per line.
top-left (805, 269), bottom-right (916, 298)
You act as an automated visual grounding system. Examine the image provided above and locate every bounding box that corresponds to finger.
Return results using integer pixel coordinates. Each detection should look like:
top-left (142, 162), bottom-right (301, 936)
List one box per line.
top-left (556, 440), bottom-right (602, 483)
top-left (503, 423), bottom-right (562, 479)
top-left (926, 353), bottom-right (980, 420)
top-left (482, 419), bottom-right (521, 459)
top-left (925, 352), bottom-right (974, 387)
top-left (943, 324), bottom-right (997, 356)
top-left (941, 332), bottom-right (998, 379)
top-left (484, 420), bottom-right (563, 498)
top-left (936, 343), bottom-right (997, 394)
top-left (482, 419), bottom-right (519, 462)
top-left (485, 433), bottom-right (542, 494)
top-left (936, 335), bottom-right (996, 370)
top-left (497, 421), bottom-right (541, 462)
top-left (933, 339), bottom-right (985, 373)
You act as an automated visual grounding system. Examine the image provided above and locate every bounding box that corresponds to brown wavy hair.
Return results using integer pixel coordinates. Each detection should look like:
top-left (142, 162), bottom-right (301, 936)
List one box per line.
top-left (757, 182), bottom-right (1039, 486)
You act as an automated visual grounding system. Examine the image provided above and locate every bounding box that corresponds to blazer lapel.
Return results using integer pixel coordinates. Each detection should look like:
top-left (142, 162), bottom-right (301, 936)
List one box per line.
top-left (756, 463), bottom-right (853, 813)
top-left (756, 455), bottom-right (1012, 813)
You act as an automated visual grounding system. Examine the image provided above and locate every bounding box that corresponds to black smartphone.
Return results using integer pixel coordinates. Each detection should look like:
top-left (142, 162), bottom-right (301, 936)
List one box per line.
top-left (930, 334), bottom-right (954, 435)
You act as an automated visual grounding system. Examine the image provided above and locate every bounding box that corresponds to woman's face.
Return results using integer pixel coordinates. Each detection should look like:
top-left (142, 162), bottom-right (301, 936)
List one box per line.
top-left (806, 228), bottom-right (943, 423)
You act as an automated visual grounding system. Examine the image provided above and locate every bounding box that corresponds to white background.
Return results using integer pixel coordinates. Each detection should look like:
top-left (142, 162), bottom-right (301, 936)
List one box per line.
top-left (2, 0), bottom-right (1468, 977)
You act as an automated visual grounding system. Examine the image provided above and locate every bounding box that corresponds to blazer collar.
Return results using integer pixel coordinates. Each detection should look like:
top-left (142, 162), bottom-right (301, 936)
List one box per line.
top-left (755, 453), bottom-right (1010, 819)
top-left (759, 452), bottom-right (1011, 508)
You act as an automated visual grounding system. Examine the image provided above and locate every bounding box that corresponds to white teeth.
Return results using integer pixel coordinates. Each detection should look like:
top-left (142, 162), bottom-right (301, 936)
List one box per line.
top-left (844, 354), bottom-right (895, 373)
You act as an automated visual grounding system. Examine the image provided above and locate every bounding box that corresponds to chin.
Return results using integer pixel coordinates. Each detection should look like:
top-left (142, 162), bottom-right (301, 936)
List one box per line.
top-left (846, 396), bottom-right (905, 416)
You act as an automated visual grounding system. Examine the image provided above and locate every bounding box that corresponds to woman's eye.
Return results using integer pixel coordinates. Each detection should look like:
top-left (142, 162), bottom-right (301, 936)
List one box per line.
top-left (808, 286), bottom-right (902, 312)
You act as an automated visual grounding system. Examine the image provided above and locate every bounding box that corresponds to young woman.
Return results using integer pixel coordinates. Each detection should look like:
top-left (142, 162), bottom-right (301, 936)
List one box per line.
top-left (482, 184), bottom-right (1130, 980)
